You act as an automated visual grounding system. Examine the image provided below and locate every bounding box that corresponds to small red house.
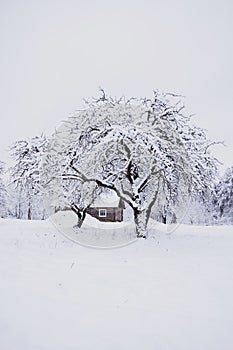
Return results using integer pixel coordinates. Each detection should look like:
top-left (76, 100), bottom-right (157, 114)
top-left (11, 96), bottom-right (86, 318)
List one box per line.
top-left (86, 191), bottom-right (125, 222)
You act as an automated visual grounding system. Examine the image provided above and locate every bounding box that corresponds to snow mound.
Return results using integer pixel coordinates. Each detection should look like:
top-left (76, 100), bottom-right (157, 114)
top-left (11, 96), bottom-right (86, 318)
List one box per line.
top-left (50, 211), bottom-right (137, 247)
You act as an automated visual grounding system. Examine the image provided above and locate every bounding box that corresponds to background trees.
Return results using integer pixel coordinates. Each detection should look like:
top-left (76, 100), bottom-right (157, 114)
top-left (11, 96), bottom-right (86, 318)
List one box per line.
top-left (9, 135), bottom-right (48, 219)
top-left (43, 91), bottom-right (219, 237)
top-left (212, 166), bottom-right (233, 224)
top-left (0, 161), bottom-right (7, 218)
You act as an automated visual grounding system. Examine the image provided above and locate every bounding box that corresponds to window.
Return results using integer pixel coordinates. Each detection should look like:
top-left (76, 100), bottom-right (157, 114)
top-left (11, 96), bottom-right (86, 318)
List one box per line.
top-left (99, 209), bottom-right (107, 217)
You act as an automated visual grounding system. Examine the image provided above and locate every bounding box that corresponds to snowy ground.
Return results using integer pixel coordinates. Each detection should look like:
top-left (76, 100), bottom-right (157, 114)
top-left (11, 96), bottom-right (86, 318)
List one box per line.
top-left (0, 218), bottom-right (233, 350)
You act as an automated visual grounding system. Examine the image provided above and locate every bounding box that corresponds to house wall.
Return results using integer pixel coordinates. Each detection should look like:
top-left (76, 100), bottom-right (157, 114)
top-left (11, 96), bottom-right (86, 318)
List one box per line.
top-left (86, 207), bottom-right (123, 222)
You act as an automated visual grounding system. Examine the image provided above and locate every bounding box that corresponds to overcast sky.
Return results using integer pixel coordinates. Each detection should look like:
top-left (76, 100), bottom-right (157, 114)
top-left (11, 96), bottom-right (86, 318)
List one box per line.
top-left (0, 0), bottom-right (232, 172)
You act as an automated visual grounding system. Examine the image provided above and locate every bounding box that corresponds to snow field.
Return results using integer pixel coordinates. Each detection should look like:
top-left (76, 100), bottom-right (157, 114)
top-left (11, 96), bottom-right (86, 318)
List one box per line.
top-left (0, 218), bottom-right (233, 350)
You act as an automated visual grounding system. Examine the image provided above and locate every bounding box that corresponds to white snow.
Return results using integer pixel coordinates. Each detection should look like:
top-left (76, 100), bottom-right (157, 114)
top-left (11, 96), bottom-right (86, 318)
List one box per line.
top-left (91, 190), bottom-right (121, 208)
top-left (0, 218), bottom-right (233, 350)
top-left (50, 211), bottom-right (137, 248)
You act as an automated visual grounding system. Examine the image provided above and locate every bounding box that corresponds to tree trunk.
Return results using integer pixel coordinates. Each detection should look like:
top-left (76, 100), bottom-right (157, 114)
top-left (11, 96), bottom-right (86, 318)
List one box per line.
top-left (18, 202), bottom-right (22, 219)
top-left (76, 209), bottom-right (87, 228)
top-left (71, 206), bottom-right (87, 229)
top-left (42, 209), bottom-right (46, 220)
top-left (133, 209), bottom-right (148, 238)
top-left (162, 215), bottom-right (166, 224)
top-left (28, 201), bottom-right (32, 220)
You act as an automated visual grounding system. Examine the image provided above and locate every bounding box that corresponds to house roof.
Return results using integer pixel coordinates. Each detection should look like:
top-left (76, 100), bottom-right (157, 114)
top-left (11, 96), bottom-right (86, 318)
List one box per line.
top-left (92, 191), bottom-right (124, 208)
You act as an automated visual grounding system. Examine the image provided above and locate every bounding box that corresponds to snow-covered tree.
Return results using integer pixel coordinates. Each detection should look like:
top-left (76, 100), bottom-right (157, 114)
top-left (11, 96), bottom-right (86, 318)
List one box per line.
top-left (212, 166), bottom-right (233, 224)
top-left (9, 134), bottom-right (48, 219)
top-left (41, 134), bottom-right (99, 227)
top-left (0, 161), bottom-right (7, 218)
top-left (42, 90), bottom-right (219, 237)
top-left (182, 192), bottom-right (213, 225)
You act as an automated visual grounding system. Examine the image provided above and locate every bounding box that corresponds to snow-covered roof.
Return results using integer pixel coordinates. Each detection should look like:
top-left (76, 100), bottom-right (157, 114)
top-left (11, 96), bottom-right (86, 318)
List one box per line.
top-left (92, 191), bottom-right (121, 208)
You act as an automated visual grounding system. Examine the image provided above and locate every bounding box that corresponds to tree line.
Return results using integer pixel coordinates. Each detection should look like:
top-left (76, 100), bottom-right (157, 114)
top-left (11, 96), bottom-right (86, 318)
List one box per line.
top-left (0, 91), bottom-right (232, 234)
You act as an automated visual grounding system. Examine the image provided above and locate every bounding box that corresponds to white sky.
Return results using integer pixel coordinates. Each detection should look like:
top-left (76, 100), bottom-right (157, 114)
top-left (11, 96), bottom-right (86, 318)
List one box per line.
top-left (0, 0), bottom-right (232, 172)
